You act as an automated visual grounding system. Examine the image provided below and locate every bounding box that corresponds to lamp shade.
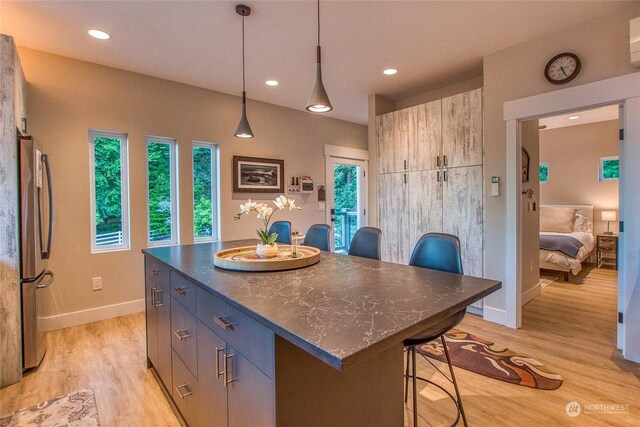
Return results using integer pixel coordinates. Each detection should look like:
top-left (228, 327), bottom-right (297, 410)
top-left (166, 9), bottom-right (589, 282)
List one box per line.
top-left (601, 210), bottom-right (617, 221)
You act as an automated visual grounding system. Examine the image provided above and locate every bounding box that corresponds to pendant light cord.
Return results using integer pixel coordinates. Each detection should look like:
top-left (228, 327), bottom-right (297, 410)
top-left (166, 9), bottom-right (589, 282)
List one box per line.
top-left (242, 14), bottom-right (246, 93)
top-left (317, 0), bottom-right (320, 46)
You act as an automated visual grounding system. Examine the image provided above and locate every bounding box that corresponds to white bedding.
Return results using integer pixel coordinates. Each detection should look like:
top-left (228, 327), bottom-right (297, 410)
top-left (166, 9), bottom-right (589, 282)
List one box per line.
top-left (539, 231), bottom-right (595, 274)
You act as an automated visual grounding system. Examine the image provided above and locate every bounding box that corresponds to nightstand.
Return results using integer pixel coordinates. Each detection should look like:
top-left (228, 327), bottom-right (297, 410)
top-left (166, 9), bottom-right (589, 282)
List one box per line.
top-left (596, 234), bottom-right (618, 270)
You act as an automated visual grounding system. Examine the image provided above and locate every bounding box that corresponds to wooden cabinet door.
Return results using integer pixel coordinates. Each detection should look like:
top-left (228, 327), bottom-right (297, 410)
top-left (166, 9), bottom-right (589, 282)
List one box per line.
top-left (196, 321), bottom-right (228, 427)
top-left (409, 101), bottom-right (441, 171)
top-left (376, 112), bottom-right (394, 174)
top-left (378, 173), bottom-right (410, 264)
top-left (442, 166), bottom-right (483, 277)
top-left (408, 171), bottom-right (443, 254)
top-left (377, 109), bottom-right (409, 174)
top-left (145, 278), bottom-right (158, 370)
top-left (442, 89), bottom-right (482, 168)
top-left (227, 346), bottom-right (275, 427)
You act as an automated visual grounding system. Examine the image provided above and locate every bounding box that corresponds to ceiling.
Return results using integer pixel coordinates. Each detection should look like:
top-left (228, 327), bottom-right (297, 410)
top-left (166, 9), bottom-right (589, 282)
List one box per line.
top-left (539, 105), bottom-right (620, 130)
top-left (0, 1), bottom-right (632, 125)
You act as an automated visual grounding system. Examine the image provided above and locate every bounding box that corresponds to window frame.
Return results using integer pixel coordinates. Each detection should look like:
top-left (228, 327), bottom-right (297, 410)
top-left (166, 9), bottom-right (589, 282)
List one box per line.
top-left (192, 141), bottom-right (220, 242)
top-left (89, 129), bottom-right (131, 253)
top-left (146, 135), bottom-right (180, 247)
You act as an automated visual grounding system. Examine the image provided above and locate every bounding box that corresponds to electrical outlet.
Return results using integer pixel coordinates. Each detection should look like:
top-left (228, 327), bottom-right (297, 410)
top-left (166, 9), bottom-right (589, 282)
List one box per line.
top-left (92, 277), bottom-right (103, 291)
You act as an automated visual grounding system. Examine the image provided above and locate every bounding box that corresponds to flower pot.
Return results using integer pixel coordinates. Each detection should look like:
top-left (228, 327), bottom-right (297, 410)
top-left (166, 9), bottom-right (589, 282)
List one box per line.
top-left (256, 243), bottom-right (278, 259)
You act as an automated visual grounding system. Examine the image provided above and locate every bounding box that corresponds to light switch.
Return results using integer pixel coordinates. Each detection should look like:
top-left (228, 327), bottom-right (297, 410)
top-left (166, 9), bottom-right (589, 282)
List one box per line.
top-left (491, 176), bottom-right (500, 197)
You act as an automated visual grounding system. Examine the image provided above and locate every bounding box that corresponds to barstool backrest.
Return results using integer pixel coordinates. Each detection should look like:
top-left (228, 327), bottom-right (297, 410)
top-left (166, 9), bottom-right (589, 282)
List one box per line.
top-left (268, 221), bottom-right (292, 244)
top-left (303, 224), bottom-right (331, 251)
top-left (348, 227), bottom-right (382, 260)
top-left (409, 233), bottom-right (463, 274)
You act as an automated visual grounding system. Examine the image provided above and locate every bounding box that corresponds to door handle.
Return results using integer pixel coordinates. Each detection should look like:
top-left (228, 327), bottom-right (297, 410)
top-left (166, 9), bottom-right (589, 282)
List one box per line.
top-left (437, 171), bottom-right (441, 182)
top-left (436, 156), bottom-right (441, 168)
top-left (41, 153), bottom-right (53, 259)
top-left (35, 270), bottom-right (55, 289)
top-left (153, 288), bottom-right (163, 307)
top-left (443, 170), bottom-right (448, 182)
top-left (175, 384), bottom-right (193, 399)
top-left (443, 155), bottom-right (448, 167)
top-left (214, 316), bottom-right (235, 330)
top-left (223, 353), bottom-right (236, 387)
top-left (215, 347), bottom-right (226, 378)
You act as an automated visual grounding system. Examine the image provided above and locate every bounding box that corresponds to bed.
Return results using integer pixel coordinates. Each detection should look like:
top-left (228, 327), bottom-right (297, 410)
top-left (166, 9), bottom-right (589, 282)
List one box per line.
top-left (539, 205), bottom-right (595, 281)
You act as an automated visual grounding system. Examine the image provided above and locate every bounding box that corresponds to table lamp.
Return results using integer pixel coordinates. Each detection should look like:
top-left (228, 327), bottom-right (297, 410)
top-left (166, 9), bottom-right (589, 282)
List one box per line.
top-left (601, 210), bottom-right (617, 235)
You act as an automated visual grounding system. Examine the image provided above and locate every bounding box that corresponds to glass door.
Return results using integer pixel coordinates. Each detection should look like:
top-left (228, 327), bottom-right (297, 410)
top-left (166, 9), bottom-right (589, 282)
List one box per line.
top-left (326, 157), bottom-right (368, 253)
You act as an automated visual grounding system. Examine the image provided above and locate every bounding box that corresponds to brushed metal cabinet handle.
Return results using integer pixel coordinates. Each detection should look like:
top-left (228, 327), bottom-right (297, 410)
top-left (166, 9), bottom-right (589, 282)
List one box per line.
top-left (443, 155), bottom-right (448, 167)
top-left (173, 286), bottom-right (188, 296)
top-left (150, 287), bottom-right (156, 308)
top-left (152, 269), bottom-right (161, 276)
top-left (403, 159), bottom-right (407, 170)
top-left (153, 289), bottom-right (163, 307)
top-left (215, 347), bottom-right (226, 379)
top-left (175, 384), bottom-right (193, 399)
top-left (436, 156), bottom-right (440, 168)
top-left (173, 329), bottom-right (192, 341)
top-left (223, 353), bottom-right (236, 387)
top-left (443, 170), bottom-right (448, 182)
top-left (214, 316), bottom-right (235, 330)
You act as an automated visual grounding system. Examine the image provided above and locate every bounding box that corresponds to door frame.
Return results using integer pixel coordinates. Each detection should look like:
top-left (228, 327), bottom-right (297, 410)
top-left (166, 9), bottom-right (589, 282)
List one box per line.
top-left (324, 145), bottom-right (369, 251)
top-left (503, 73), bottom-right (640, 362)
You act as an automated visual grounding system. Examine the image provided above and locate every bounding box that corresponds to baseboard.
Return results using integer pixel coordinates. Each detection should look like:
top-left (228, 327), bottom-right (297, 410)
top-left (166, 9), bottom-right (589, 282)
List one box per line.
top-left (522, 282), bottom-right (542, 306)
top-left (43, 299), bottom-right (145, 331)
top-left (482, 305), bottom-right (507, 325)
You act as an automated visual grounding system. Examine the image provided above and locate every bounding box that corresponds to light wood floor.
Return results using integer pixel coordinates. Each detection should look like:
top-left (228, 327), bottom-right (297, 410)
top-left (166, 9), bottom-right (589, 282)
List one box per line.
top-left (1, 265), bottom-right (638, 426)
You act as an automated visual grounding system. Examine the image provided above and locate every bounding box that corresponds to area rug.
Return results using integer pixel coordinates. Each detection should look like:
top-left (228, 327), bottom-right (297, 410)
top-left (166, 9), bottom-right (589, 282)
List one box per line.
top-left (0, 388), bottom-right (100, 427)
top-left (418, 329), bottom-right (563, 390)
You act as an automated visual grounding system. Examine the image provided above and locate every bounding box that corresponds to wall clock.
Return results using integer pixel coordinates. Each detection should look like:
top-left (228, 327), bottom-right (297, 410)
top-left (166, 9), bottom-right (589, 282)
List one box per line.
top-left (544, 52), bottom-right (581, 85)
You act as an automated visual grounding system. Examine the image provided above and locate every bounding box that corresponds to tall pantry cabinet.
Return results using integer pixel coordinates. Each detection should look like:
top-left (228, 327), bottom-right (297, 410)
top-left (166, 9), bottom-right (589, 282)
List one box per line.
top-left (377, 89), bottom-right (484, 282)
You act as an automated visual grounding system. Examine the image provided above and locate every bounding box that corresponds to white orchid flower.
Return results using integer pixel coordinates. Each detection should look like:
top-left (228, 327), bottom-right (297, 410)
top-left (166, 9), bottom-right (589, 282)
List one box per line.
top-left (274, 195), bottom-right (287, 210)
top-left (287, 198), bottom-right (299, 210)
top-left (256, 205), bottom-right (273, 221)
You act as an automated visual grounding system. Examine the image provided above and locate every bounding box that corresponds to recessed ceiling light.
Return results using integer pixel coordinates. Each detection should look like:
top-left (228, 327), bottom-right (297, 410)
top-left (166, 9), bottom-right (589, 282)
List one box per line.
top-left (88, 29), bottom-right (110, 40)
top-left (265, 80), bottom-right (279, 86)
top-left (383, 68), bottom-right (398, 75)
top-left (568, 116), bottom-right (580, 120)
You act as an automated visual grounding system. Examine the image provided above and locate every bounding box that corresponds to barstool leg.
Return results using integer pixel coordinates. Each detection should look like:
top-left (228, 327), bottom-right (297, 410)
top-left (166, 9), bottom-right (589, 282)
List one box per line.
top-left (412, 346), bottom-right (418, 427)
top-left (405, 348), bottom-right (410, 403)
top-left (441, 336), bottom-right (468, 427)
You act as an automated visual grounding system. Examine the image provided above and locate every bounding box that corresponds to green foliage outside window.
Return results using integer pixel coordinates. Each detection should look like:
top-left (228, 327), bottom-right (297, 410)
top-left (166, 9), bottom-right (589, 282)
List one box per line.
top-left (148, 142), bottom-right (172, 241)
top-left (333, 164), bottom-right (358, 249)
top-left (193, 147), bottom-right (214, 239)
top-left (94, 137), bottom-right (122, 240)
top-left (539, 163), bottom-right (549, 183)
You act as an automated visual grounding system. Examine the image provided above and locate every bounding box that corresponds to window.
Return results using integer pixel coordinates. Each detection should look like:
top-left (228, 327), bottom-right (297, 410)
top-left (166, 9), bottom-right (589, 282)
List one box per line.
top-left (599, 156), bottom-right (619, 181)
top-left (147, 136), bottom-right (179, 246)
top-left (539, 162), bottom-right (549, 183)
top-left (89, 130), bottom-right (130, 253)
top-left (192, 142), bottom-right (219, 241)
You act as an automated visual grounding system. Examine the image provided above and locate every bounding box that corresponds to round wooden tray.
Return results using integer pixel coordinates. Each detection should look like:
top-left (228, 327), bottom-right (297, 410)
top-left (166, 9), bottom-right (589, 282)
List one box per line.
top-left (213, 245), bottom-right (321, 272)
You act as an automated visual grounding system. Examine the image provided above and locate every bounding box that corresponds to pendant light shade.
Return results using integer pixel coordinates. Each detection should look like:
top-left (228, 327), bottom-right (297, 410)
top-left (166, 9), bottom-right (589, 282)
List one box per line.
top-left (235, 4), bottom-right (254, 138)
top-left (306, 0), bottom-right (332, 113)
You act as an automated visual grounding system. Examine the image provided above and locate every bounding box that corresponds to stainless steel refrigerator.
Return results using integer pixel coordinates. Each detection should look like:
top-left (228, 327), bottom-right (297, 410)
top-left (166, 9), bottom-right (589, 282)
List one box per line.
top-left (18, 134), bottom-right (54, 371)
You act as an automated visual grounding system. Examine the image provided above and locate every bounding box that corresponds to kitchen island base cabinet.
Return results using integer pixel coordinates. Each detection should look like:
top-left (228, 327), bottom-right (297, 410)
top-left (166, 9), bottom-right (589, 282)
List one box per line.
top-left (274, 337), bottom-right (404, 427)
top-left (145, 257), bottom-right (172, 391)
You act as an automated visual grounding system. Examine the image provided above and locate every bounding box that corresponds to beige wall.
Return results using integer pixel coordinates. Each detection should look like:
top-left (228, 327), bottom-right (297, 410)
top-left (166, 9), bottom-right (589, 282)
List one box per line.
top-left (19, 48), bottom-right (367, 319)
top-left (521, 120), bottom-right (540, 297)
top-left (395, 76), bottom-right (483, 110)
top-left (540, 120), bottom-right (620, 234)
top-left (482, 3), bottom-right (640, 313)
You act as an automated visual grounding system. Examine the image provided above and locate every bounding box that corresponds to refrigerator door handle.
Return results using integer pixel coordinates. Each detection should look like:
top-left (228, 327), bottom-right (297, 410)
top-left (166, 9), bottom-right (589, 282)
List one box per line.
top-left (35, 270), bottom-right (55, 289)
top-left (40, 154), bottom-right (53, 259)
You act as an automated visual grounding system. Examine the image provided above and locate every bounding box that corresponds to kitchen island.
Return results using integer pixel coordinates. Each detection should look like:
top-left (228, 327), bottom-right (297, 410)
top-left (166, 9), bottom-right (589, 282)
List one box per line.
top-left (143, 240), bottom-right (501, 427)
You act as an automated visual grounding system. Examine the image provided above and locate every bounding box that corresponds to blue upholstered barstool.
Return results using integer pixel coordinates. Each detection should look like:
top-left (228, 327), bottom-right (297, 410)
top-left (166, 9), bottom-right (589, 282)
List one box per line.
top-left (267, 221), bottom-right (292, 244)
top-left (405, 233), bottom-right (468, 427)
top-left (348, 227), bottom-right (382, 260)
top-left (303, 224), bottom-right (330, 251)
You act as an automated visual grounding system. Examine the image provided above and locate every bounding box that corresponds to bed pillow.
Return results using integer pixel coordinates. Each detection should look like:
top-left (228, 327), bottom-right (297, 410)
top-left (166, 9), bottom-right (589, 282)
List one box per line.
top-left (540, 206), bottom-right (577, 232)
top-left (573, 214), bottom-right (593, 233)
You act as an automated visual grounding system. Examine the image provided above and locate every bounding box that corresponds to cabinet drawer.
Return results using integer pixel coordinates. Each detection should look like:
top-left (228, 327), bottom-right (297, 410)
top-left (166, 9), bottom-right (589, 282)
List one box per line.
top-left (197, 288), bottom-right (275, 379)
top-left (171, 299), bottom-right (198, 377)
top-left (146, 257), bottom-right (169, 290)
top-left (171, 271), bottom-right (197, 314)
top-left (172, 350), bottom-right (199, 426)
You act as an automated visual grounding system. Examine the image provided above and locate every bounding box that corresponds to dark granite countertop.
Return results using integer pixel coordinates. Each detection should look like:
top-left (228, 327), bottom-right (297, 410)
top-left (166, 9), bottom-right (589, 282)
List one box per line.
top-left (143, 240), bottom-right (501, 371)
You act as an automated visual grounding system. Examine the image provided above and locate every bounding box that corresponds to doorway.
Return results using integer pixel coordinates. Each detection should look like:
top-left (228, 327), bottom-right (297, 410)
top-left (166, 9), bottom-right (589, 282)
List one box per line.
top-left (323, 145), bottom-right (369, 253)
top-left (503, 73), bottom-right (640, 362)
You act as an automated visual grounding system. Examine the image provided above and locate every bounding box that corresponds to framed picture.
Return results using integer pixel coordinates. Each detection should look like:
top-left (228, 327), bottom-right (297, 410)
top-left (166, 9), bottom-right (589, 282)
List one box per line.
top-left (539, 162), bottom-right (549, 183)
top-left (599, 156), bottom-right (619, 181)
top-left (233, 156), bottom-right (285, 193)
top-left (522, 147), bottom-right (530, 183)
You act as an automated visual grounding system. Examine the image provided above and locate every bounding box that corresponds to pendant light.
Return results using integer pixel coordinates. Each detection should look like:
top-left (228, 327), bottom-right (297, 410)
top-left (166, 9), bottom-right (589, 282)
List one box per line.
top-left (306, 0), bottom-right (333, 113)
top-left (235, 4), bottom-right (254, 138)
